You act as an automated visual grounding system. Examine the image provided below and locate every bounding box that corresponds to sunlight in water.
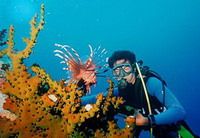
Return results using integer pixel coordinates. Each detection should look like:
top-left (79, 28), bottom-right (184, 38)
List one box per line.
top-left (6, 0), bottom-right (38, 24)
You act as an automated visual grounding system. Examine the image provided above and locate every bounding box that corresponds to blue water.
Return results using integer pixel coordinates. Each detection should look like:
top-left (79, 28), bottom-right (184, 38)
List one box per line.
top-left (1, 0), bottom-right (200, 136)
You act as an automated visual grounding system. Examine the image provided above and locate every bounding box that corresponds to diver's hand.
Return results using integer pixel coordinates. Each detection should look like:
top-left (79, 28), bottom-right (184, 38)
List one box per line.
top-left (135, 113), bottom-right (149, 126)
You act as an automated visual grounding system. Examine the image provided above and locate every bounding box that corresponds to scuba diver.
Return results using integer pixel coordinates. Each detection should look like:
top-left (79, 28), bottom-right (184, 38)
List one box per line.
top-left (108, 50), bottom-right (185, 138)
top-left (82, 50), bottom-right (199, 138)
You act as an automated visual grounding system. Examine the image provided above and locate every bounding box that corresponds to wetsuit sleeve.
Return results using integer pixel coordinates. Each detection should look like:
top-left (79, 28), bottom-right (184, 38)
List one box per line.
top-left (81, 94), bottom-right (98, 105)
top-left (146, 77), bottom-right (186, 125)
top-left (81, 88), bottom-right (119, 105)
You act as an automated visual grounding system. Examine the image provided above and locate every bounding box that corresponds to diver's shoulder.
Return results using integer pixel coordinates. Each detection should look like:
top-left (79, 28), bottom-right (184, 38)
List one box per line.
top-left (146, 76), bottom-right (162, 84)
top-left (146, 76), bottom-right (163, 91)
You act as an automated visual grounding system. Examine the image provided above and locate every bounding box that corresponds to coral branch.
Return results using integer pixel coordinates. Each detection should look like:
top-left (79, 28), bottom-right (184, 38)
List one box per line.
top-left (0, 26), bottom-right (14, 57)
top-left (18, 4), bottom-right (45, 59)
top-left (0, 4), bottom-right (45, 68)
top-left (0, 3), bottom-right (135, 138)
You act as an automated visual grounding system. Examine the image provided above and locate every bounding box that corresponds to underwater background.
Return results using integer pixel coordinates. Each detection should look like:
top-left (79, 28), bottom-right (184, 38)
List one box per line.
top-left (0, 0), bottom-right (200, 136)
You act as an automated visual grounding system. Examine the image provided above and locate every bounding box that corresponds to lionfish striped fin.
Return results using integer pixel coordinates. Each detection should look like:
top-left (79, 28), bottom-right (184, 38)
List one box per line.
top-left (60, 61), bottom-right (66, 64)
top-left (55, 44), bottom-right (75, 61)
top-left (54, 49), bottom-right (70, 59)
top-left (93, 46), bottom-right (108, 65)
top-left (65, 45), bottom-right (82, 64)
top-left (61, 44), bottom-right (81, 64)
top-left (85, 44), bottom-right (94, 68)
top-left (88, 44), bottom-right (94, 58)
top-left (54, 52), bottom-right (69, 62)
top-left (93, 45), bottom-right (101, 55)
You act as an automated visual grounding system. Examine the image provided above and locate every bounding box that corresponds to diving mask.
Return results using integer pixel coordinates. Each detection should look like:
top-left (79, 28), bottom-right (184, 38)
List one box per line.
top-left (112, 63), bottom-right (133, 78)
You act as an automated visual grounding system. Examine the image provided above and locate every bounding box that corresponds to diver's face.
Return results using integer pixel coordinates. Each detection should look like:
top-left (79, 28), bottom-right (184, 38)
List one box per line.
top-left (113, 59), bottom-right (135, 84)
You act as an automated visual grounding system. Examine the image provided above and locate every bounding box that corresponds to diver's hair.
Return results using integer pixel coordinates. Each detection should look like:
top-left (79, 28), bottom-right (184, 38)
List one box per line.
top-left (108, 50), bottom-right (136, 68)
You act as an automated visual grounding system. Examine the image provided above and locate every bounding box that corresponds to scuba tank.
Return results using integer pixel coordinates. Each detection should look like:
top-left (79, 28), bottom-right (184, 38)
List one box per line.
top-left (117, 60), bottom-right (199, 138)
top-left (135, 61), bottom-right (199, 138)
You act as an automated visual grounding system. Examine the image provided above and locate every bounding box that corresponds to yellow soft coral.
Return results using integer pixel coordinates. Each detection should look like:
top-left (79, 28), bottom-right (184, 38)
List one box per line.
top-left (0, 4), bottom-right (135, 138)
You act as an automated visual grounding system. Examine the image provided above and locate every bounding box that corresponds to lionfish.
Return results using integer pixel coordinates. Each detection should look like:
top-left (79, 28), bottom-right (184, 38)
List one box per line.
top-left (54, 43), bottom-right (108, 93)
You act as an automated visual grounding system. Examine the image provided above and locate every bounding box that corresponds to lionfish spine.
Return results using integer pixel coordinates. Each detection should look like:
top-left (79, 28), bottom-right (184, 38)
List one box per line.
top-left (62, 45), bottom-right (79, 62)
top-left (55, 43), bottom-right (75, 62)
top-left (101, 48), bottom-right (106, 54)
top-left (60, 61), bottom-right (66, 64)
top-left (54, 50), bottom-right (70, 59)
top-left (62, 67), bottom-right (69, 70)
top-left (54, 53), bottom-right (65, 60)
top-left (55, 44), bottom-right (74, 59)
top-left (97, 45), bottom-right (101, 51)
top-left (88, 44), bottom-right (93, 59)
top-left (86, 44), bottom-right (94, 67)
top-left (66, 45), bottom-right (81, 64)
top-left (94, 48), bottom-right (108, 65)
